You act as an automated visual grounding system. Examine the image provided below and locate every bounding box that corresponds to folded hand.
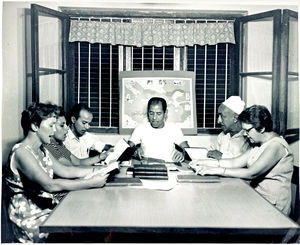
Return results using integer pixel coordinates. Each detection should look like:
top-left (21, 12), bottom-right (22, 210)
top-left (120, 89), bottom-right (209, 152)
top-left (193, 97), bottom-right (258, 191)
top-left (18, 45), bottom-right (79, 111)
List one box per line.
top-left (207, 150), bottom-right (223, 160)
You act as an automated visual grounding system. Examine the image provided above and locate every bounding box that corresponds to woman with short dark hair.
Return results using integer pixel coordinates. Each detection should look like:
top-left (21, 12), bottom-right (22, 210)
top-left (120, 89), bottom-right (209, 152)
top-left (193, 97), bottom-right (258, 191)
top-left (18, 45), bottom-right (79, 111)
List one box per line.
top-left (190, 105), bottom-right (294, 215)
top-left (5, 102), bottom-right (109, 243)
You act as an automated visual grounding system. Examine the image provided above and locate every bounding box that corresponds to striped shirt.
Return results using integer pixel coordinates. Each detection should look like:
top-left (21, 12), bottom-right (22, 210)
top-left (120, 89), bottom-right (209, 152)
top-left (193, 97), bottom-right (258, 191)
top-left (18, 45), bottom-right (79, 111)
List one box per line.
top-left (45, 138), bottom-right (72, 162)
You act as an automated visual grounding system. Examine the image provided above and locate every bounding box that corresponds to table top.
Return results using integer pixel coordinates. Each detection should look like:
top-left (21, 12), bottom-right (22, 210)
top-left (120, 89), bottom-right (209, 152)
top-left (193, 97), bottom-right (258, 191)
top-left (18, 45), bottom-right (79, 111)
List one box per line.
top-left (41, 173), bottom-right (299, 235)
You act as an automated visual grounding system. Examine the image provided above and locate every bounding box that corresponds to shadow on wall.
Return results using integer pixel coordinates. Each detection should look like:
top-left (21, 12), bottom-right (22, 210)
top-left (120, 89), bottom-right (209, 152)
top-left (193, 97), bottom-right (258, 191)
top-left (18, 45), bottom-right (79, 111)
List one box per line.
top-left (2, 140), bottom-right (19, 167)
top-left (1, 178), bottom-right (16, 243)
top-left (1, 140), bottom-right (19, 243)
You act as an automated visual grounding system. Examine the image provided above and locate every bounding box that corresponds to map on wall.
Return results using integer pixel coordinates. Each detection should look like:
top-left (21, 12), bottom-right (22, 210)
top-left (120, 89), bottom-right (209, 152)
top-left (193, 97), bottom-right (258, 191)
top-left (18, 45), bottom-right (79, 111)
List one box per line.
top-left (119, 71), bottom-right (197, 135)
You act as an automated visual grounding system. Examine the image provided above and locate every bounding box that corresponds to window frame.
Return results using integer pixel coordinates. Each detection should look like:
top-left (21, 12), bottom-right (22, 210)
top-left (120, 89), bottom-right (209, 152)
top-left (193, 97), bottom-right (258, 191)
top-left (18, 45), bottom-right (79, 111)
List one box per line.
top-left (235, 9), bottom-right (299, 136)
top-left (30, 6), bottom-right (298, 136)
top-left (30, 4), bottom-right (72, 112)
top-left (63, 8), bottom-right (245, 134)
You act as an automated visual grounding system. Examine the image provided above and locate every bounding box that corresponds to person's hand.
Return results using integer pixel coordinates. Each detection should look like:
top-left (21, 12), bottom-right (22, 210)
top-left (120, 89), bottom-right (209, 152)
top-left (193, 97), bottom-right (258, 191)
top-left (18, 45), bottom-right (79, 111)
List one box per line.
top-left (172, 149), bottom-right (185, 163)
top-left (99, 148), bottom-right (114, 161)
top-left (207, 150), bottom-right (223, 160)
top-left (103, 144), bottom-right (113, 151)
top-left (89, 173), bottom-right (109, 188)
top-left (194, 166), bottom-right (224, 176)
top-left (134, 147), bottom-right (144, 160)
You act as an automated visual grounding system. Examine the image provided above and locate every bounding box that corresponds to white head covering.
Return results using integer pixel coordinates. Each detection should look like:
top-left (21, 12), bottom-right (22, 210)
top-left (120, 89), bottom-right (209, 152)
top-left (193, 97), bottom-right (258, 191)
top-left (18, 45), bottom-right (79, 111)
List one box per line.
top-left (222, 96), bottom-right (245, 115)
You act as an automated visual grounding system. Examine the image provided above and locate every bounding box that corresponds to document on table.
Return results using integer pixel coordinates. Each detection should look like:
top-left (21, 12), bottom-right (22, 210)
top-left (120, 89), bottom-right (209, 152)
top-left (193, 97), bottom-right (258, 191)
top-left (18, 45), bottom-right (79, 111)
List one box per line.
top-left (139, 171), bottom-right (178, 191)
top-left (185, 147), bottom-right (209, 160)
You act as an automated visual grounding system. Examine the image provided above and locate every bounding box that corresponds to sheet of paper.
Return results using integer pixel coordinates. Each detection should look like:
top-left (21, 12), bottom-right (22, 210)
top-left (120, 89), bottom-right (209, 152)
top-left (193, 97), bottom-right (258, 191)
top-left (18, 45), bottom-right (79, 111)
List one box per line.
top-left (140, 179), bottom-right (177, 191)
top-left (104, 138), bottom-right (129, 164)
top-left (185, 147), bottom-right (209, 160)
top-left (84, 161), bottom-right (119, 179)
top-left (139, 171), bottom-right (178, 191)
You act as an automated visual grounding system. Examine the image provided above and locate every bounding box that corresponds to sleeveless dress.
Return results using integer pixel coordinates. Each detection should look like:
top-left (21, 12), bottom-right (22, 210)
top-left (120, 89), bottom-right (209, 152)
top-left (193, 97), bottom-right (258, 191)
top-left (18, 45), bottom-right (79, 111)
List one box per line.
top-left (5, 143), bottom-right (60, 243)
top-left (247, 137), bottom-right (294, 215)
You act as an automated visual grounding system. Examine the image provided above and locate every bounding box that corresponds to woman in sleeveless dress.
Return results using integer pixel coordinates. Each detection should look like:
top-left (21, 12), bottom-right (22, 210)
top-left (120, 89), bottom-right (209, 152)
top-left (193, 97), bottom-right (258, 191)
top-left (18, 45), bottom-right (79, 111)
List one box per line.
top-left (189, 105), bottom-right (294, 215)
top-left (5, 103), bottom-right (109, 243)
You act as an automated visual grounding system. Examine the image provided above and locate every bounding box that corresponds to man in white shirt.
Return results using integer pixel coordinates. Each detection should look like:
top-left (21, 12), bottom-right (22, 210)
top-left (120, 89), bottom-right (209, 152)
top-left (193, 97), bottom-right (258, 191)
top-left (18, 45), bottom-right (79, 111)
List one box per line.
top-left (128, 97), bottom-right (189, 162)
top-left (207, 96), bottom-right (250, 160)
top-left (64, 104), bottom-right (108, 159)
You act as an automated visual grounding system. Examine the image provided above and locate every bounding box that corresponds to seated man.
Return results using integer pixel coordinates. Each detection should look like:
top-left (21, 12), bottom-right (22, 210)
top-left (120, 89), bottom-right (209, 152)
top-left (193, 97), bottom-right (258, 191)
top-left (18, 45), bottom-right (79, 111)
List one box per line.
top-left (128, 97), bottom-right (189, 163)
top-left (207, 96), bottom-right (250, 160)
top-left (64, 103), bottom-right (111, 159)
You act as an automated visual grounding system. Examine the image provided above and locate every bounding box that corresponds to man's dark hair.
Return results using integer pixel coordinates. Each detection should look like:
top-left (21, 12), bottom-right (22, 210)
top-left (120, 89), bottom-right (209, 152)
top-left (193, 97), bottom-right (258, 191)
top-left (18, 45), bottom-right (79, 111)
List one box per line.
top-left (67, 104), bottom-right (92, 126)
top-left (238, 105), bottom-right (273, 132)
top-left (147, 97), bottom-right (167, 113)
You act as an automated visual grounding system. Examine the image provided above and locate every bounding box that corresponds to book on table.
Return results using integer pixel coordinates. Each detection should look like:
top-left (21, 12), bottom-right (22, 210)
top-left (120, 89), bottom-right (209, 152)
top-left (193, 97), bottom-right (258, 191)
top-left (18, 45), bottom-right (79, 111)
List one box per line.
top-left (133, 164), bottom-right (168, 172)
top-left (176, 174), bottom-right (220, 183)
top-left (106, 177), bottom-right (143, 186)
top-left (134, 175), bottom-right (168, 180)
top-left (132, 163), bottom-right (168, 180)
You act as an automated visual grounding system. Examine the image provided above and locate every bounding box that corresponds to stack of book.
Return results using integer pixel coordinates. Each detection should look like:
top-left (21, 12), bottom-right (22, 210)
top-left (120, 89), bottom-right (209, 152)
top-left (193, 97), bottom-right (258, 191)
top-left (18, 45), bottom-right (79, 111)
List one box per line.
top-left (133, 164), bottom-right (168, 180)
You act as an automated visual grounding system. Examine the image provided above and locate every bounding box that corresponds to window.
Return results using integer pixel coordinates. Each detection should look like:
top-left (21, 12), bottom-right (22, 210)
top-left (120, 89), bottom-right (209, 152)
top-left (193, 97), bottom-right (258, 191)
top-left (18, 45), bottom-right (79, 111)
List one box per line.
top-left (236, 9), bottom-right (299, 135)
top-left (73, 42), bottom-right (120, 128)
top-left (29, 6), bottom-right (298, 136)
top-left (69, 16), bottom-right (237, 133)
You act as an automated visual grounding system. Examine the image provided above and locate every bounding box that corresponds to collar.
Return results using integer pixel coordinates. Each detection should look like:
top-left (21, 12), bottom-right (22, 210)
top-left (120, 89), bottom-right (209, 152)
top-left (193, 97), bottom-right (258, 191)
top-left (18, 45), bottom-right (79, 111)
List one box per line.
top-left (146, 121), bottom-right (167, 129)
top-left (231, 129), bottom-right (245, 139)
top-left (67, 128), bottom-right (80, 141)
top-left (49, 137), bottom-right (59, 145)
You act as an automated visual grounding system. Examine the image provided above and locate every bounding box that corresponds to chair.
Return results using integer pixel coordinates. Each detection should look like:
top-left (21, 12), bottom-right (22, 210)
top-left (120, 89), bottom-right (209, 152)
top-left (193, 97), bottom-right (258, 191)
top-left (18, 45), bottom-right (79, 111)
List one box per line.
top-left (285, 128), bottom-right (300, 224)
top-left (290, 165), bottom-right (299, 224)
top-left (1, 175), bottom-right (16, 243)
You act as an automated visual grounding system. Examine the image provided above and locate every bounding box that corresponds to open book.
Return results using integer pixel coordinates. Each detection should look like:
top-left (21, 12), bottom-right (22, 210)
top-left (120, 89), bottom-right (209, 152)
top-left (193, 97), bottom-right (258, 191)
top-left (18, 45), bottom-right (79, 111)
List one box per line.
top-left (185, 147), bottom-right (209, 160)
top-left (104, 138), bottom-right (134, 164)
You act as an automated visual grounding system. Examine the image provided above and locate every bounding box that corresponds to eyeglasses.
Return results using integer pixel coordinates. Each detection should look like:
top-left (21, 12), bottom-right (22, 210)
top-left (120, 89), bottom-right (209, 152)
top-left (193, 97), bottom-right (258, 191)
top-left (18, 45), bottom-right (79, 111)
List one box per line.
top-left (244, 126), bottom-right (254, 134)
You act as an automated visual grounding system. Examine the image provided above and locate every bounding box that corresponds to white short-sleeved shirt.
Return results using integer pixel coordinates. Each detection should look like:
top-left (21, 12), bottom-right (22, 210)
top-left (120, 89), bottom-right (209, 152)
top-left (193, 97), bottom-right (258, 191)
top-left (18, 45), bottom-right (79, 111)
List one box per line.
top-left (63, 129), bottom-right (105, 159)
top-left (129, 122), bottom-right (186, 162)
top-left (215, 130), bottom-right (250, 159)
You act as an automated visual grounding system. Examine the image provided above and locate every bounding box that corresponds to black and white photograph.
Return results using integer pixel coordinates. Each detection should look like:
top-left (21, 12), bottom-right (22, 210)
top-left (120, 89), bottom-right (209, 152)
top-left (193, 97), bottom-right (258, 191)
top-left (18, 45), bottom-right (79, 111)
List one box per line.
top-left (1, 0), bottom-right (299, 243)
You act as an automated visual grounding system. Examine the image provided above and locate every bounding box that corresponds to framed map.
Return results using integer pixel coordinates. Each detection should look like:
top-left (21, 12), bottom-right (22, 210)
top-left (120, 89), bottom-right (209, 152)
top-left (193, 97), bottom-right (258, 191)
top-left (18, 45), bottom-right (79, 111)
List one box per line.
top-left (119, 71), bottom-right (197, 135)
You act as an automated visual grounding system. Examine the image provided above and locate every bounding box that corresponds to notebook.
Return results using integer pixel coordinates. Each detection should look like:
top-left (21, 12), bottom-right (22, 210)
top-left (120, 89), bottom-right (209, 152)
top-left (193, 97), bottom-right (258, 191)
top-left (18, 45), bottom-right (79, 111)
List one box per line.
top-left (185, 147), bottom-right (209, 161)
top-left (106, 177), bottom-right (143, 186)
top-left (177, 174), bottom-right (220, 183)
top-left (104, 138), bottom-right (135, 164)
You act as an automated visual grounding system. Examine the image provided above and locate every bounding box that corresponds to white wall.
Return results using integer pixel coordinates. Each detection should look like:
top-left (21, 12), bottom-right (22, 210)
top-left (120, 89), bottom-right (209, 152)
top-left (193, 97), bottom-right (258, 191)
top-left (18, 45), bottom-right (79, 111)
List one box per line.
top-left (2, 1), bottom-right (29, 164)
top-left (2, 0), bottom-right (299, 165)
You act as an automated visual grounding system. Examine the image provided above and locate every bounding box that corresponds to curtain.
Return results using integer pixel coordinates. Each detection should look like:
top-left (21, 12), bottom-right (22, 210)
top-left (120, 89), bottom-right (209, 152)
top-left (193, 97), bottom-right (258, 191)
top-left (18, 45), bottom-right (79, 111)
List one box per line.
top-left (69, 20), bottom-right (235, 47)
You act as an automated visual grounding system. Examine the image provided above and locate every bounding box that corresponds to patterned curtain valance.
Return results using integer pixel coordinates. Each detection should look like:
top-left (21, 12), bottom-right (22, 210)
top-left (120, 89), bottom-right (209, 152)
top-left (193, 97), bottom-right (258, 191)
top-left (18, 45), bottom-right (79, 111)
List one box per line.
top-left (69, 20), bottom-right (235, 47)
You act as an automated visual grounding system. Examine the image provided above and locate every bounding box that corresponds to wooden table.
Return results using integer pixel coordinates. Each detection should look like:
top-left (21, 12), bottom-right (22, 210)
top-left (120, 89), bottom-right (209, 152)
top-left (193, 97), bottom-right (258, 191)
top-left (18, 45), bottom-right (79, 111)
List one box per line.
top-left (41, 175), bottom-right (299, 242)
